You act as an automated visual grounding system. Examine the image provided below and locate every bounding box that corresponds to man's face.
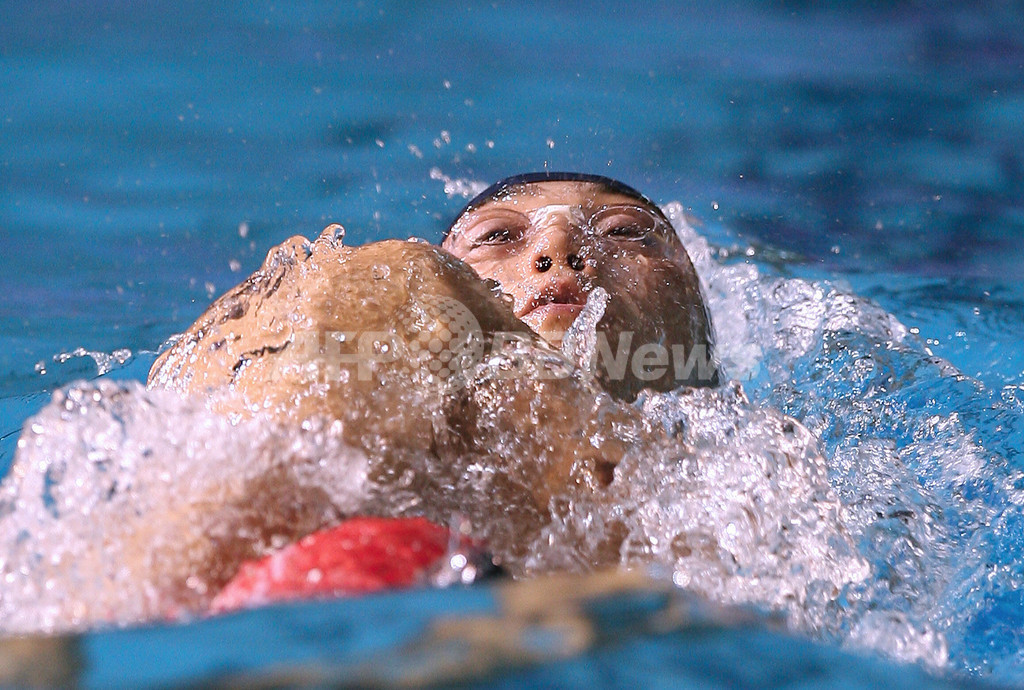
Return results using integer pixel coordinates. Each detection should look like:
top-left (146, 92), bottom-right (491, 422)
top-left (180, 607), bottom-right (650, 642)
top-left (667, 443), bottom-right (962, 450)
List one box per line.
top-left (443, 180), bottom-right (715, 397)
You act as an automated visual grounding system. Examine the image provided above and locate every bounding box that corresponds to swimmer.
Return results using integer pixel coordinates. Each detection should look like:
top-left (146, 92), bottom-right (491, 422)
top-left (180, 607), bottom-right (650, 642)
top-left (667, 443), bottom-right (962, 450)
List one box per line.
top-left (139, 173), bottom-right (712, 610)
top-left (443, 172), bottom-right (718, 400)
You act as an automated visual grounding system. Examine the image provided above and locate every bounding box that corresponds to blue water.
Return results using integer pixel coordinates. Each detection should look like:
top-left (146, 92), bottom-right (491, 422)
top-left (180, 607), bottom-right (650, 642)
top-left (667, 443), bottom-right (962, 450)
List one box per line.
top-left (2, 1), bottom-right (1023, 686)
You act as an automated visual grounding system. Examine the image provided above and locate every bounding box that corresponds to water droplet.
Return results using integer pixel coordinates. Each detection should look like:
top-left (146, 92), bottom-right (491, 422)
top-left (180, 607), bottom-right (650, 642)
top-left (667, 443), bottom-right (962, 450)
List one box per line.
top-left (322, 223), bottom-right (346, 244)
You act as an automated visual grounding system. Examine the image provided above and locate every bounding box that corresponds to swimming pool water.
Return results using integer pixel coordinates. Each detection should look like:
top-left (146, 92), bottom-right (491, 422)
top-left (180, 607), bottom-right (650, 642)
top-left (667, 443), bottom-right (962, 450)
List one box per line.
top-left (2, 1), bottom-right (1023, 686)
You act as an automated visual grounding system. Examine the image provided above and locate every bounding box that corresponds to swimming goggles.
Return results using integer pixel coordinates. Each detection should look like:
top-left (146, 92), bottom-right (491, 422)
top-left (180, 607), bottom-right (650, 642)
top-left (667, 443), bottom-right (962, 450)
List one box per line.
top-left (451, 203), bottom-right (674, 248)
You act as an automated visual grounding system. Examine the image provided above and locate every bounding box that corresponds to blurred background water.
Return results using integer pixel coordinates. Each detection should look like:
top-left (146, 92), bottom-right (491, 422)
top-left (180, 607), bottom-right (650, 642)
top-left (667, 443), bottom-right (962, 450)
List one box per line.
top-left (2, 1), bottom-right (1023, 686)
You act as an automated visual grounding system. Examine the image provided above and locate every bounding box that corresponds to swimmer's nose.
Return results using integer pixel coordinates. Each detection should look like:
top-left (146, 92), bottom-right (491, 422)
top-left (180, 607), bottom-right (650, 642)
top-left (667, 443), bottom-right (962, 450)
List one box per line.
top-left (534, 254), bottom-right (584, 273)
top-left (531, 226), bottom-right (588, 276)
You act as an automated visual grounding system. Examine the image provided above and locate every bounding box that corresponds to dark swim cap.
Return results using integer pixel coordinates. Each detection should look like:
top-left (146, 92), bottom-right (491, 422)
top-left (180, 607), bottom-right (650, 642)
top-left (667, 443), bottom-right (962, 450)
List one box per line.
top-left (444, 172), bottom-right (669, 242)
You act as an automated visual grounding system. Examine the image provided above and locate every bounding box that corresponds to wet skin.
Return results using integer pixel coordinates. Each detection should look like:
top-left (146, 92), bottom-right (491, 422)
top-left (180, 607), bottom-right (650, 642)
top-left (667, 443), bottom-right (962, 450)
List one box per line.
top-left (443, 181), bottom-right (717, 399)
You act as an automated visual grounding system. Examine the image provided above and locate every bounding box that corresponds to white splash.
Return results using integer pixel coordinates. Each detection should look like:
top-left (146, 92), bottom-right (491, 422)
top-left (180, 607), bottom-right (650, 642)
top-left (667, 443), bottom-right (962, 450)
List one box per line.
top-left (429, 168), bottom-right (488, 200)
top-left (51, 347), bottom-right (134, 376)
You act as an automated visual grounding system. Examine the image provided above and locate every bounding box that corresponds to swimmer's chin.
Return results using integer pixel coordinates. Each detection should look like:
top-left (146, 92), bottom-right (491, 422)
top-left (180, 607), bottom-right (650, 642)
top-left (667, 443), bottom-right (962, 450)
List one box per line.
top-left (522, 304), bottom-right (584, 347)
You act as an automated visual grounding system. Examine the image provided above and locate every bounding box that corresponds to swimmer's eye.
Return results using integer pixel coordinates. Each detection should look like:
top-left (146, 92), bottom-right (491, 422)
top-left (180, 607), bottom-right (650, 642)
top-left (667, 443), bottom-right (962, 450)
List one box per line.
top-left (592, 207), bottom-right (660, 241)
top-left (463, 213), bottom-right (529, 248)
top-left (603, 223), bottom-right (649, 239)
top-left (476, 227), bottom-right (516, 245)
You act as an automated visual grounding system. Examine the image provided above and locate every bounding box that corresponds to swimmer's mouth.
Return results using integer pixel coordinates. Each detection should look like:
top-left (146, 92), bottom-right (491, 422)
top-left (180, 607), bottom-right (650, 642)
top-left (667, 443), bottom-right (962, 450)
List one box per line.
top-left (520, 285), bottom-right (587, 321)
top-left (524, 303), bottom-right (585, 320)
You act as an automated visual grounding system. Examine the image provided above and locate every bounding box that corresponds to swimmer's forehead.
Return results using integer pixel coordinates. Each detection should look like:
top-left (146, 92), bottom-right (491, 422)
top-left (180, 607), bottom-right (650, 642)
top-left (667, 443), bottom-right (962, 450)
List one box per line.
top-left (468, 181), bottom-right (646, 213)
